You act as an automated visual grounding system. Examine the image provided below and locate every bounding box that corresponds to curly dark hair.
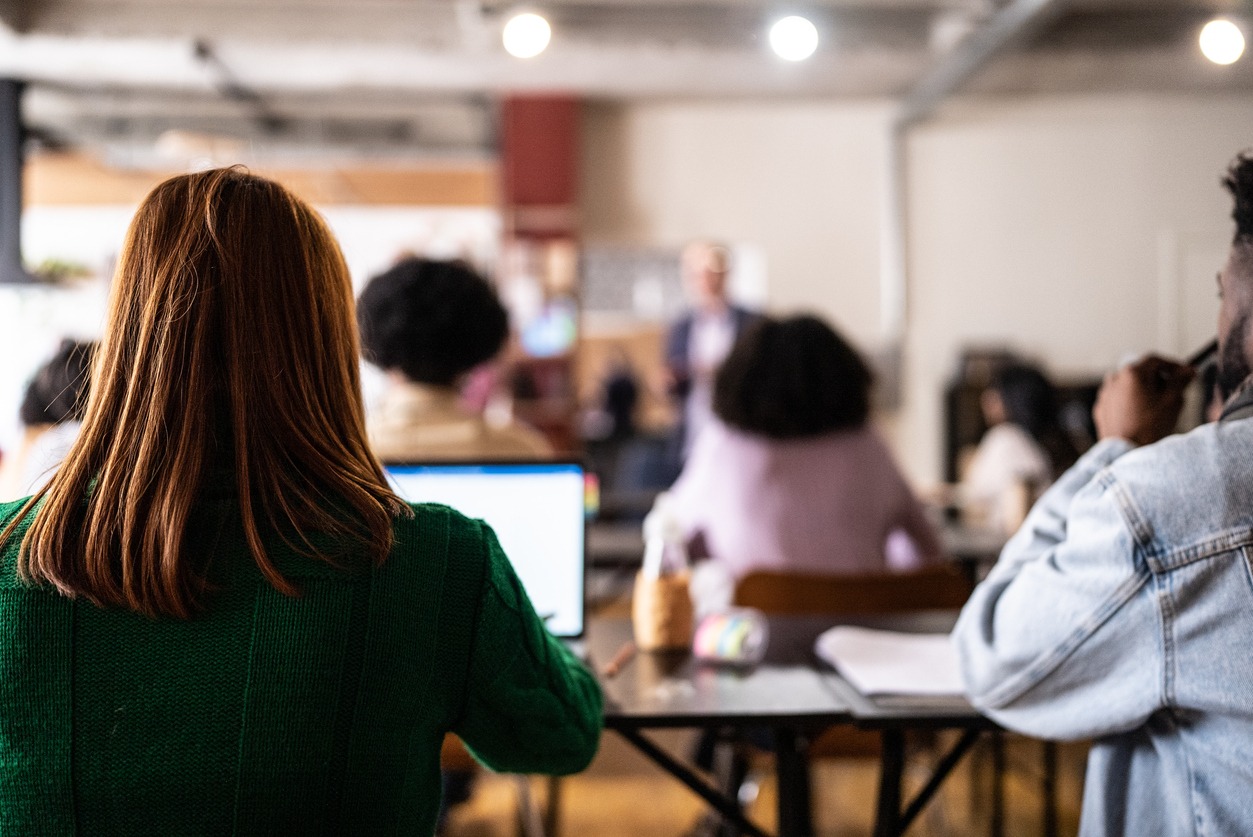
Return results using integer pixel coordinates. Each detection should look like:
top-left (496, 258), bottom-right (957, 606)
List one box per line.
top-left (1223, 152), bottom-right (1253, 244)
top-left (357, 258), bottom-right (509, 386)
top-left (20, 338), bottom-right (96, 426)
top-left (713, 314), bottom-right (871, 440)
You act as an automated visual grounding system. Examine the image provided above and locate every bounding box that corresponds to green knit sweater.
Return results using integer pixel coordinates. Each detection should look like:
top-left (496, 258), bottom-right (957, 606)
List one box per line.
top-left (0, 497), bottom-right (602, 836)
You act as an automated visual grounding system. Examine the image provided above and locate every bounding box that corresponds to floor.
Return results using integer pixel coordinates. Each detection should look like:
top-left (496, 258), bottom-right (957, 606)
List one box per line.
top-left (443, 723), bottom-right (1089, 837)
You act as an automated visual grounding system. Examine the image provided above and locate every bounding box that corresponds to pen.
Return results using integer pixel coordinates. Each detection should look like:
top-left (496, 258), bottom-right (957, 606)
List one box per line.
top-left (1150, 339), bottom-right (1217, 390)
top-left (600, 641), bottom-right (637, 678)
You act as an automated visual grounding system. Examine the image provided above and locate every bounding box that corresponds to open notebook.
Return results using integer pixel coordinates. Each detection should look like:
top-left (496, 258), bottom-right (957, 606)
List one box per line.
top-left (814, 625), bottom-right (966, 698)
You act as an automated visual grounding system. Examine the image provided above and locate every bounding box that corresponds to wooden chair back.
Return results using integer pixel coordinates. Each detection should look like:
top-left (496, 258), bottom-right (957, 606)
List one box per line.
top-left (734, 566), bottom-right (971, 616)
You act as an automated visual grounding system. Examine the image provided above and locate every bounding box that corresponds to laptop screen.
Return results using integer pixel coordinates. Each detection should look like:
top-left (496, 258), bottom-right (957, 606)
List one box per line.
top-left (383, 461), bottom-right (587, 638)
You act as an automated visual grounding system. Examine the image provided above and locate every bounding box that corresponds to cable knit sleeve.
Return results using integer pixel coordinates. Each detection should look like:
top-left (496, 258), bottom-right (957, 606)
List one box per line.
top-left (452, 520), bottom-right (602, 775)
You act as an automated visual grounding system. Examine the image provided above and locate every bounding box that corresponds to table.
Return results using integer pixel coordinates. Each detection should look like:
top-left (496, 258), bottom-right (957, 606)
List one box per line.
top-left (938, 523), bottom-right (1008, 585)
top-left (589, 613), bottom-right (995, 837)
top-left (815, 612), bottom-right (997, 837)
top-left (591, 616), bottom-right (849, 837)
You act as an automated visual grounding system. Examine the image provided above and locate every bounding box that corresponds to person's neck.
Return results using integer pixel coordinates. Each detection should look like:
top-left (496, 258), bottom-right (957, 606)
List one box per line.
top-left (698, 299), bottom-right (730, 317)
top-left (388, 371), bottom-right (462, 392)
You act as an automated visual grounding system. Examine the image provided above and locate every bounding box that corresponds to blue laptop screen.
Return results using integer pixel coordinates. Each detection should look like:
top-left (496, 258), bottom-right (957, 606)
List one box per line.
top-left (383, 462), bottom-right (586, 638)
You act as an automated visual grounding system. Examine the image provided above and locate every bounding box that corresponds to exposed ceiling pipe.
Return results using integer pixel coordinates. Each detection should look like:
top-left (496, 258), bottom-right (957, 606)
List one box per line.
top-left (879, 0), bottom-right (1066, 344)
top-left (898, 0), bottom-right (1065, 129)
top-left (0, 78), bottom-right (40, 284)
top-left (192, 40), bottom-right (286, 134)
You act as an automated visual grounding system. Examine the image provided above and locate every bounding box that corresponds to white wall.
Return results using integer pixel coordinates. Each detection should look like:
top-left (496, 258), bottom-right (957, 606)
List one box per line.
top-left (901, 94), bottom-right (1253, 482)
top-left (581, 99), bottom-right (894, 349)
top-left (581, 93), bottom-right (1253, 483)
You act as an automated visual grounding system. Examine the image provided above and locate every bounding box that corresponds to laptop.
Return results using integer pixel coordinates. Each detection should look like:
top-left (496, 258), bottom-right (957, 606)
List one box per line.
top-left (382, 461), bottom-right (588, 641)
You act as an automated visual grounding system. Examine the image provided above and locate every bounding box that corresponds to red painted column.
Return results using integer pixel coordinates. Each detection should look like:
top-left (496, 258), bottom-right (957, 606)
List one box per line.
top-left (500, 95), bottom-right (580, 239)
top-left (497, 95), bottom-right (582, 452)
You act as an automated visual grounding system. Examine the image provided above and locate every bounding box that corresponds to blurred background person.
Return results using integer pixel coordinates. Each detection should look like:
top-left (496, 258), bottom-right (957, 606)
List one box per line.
top-left (664, 241), bottom-right (760, 464)
top-left (357, 257), bottom-right (551, 462)
top-left (0, 338), bottom-right (96, 501)
top-left (961, 362), bottom-right (1078, 531)
top-left (666, 314), bottom-right (942, 614)
top-left (579, 348), bottom-right (642, 495)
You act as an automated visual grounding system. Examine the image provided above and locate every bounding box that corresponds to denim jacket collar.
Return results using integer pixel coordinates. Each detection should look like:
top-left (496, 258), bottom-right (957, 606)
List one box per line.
top-left (1220, 375), bottom-right (1253, 423)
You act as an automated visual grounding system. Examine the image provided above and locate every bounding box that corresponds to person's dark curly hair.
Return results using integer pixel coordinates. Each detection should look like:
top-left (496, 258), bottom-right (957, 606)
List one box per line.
top-left (1223, 152), bottom-right (1253, 245)
top-left (20, 338), bottom-right (96, 426)
top-left (357, 258), bottom-right (509, 386)
top-left (713, 314), bottom-right (871, 440)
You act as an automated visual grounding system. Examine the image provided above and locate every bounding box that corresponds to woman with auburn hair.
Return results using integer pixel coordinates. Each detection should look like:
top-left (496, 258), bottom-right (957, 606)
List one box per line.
top-left (0, 168), bottom-right (601, 835)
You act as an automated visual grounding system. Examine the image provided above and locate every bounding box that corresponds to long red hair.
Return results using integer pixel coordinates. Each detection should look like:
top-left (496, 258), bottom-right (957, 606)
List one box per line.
top-left (5, 167), bottom-right (405, 618)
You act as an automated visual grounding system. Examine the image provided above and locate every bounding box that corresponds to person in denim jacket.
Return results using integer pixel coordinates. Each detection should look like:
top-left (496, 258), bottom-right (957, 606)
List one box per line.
top-left (953, 153), bottom-right (1253, 836)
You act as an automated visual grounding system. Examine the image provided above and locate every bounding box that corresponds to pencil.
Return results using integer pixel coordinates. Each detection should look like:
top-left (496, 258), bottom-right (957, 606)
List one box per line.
top-left (600, 641), bottom-right (637, 678)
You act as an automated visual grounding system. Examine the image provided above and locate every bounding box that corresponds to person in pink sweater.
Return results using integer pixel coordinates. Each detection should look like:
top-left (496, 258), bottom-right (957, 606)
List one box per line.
top-left (668, 314), bottom-right (941, 612)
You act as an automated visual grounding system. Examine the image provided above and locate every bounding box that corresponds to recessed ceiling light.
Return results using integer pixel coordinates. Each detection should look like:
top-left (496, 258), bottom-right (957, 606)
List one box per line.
top-left (1200, 18), bottom-right (1245, 66)
top-left (770, 16), bottom-right (819, 62)
top-left (503, 12), bottom-right (552, 59)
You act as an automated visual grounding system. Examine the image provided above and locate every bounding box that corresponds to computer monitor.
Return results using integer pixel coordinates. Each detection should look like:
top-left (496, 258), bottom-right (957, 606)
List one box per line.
top-left (382, 461), bottom-right (587, 639)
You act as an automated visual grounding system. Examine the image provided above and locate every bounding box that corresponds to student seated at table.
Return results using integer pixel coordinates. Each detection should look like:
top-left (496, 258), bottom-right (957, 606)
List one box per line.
top-left (960, 362), bottom-right (1076, 532)
top-left (0, 338), bottom-right (95, 501)
top-left (0, 168), bottom-right (601, 836)
top-left (666, 313), bottom-right (942, 614)
top-left (357, 256), bottom-right (552, 462)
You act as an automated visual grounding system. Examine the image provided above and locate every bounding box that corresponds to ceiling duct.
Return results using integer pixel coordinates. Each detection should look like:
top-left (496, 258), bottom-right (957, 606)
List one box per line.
top-left (192, 39), bottom-right (286, 134)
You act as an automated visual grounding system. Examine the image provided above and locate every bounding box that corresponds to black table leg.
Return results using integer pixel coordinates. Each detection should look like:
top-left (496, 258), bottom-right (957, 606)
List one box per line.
top-left (873, 729), bottom-right (906, 837)
top-left (1042, 740), bottom-right (1058, 837)
top-left (544, 775), bottom-right (562, 837)
top-left (898, 728), bottom-right (982, 833)
top-left (612, 727), bottom-right (773, 837)
top-left (711, 735), bottom-right (749, 837)
top-left (990, 730), bottom-right (1005, 837)
top-left (773, 727), bottom-right (813, 837)
top-left (871, 727), bottom-right (984, 837)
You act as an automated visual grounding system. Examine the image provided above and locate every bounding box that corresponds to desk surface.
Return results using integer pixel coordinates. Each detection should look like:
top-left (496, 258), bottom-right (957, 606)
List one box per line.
top-left (590, 618), bottom-right (851, 728)
top-left (589, 613), bottom-right (988, 731)
top-left (939, 524), bottom-right (1007, 566)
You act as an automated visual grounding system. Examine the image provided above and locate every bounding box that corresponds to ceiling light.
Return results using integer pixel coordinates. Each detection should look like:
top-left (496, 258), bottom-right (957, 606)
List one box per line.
top-left (1200, 18), bottom-right (1245, 66)
top-left (503, 12), bottom-right (551, 59)
top-left (770, 16), bottom-right (819, 62)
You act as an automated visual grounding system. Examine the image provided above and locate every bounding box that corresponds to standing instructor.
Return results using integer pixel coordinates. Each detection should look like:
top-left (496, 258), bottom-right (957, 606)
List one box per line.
top-left (665, 241), bottom-right (759, 459)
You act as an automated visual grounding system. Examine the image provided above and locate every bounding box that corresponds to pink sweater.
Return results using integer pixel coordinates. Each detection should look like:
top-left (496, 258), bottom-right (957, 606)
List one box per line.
top-left (669, 419), bottom-right (941, 581)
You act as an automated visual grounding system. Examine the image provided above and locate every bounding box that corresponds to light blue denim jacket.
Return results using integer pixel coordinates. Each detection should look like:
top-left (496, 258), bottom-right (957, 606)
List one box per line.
top-left (953, 399), bottom-right (1253, 836)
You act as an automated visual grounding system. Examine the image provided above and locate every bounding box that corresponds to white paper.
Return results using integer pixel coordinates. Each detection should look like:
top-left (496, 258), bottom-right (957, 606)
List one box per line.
top-left (814, 626), bottom-right (965, 697)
